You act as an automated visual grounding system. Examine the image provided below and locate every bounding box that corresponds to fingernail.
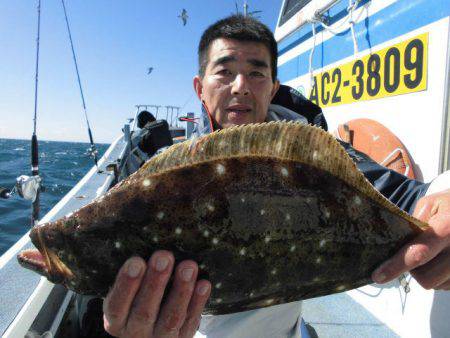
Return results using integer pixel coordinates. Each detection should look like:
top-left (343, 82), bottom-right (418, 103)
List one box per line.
top-left (127, 258), bottom-right (142, 278)
top-left (181, 267), bottom-right (194, 281)
top-left (197, 284), bottom-right (210, 295)
top-left (155, 256), bottom-right (169, 272)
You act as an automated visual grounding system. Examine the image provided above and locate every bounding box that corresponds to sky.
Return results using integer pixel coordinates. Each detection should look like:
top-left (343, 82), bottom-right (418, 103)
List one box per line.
top-left (0, 1), bottom-right (281, 143)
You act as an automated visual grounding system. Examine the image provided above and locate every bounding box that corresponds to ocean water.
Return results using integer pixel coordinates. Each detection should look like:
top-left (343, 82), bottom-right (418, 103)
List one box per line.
top-left (0, 138), bottom-right (108, 255)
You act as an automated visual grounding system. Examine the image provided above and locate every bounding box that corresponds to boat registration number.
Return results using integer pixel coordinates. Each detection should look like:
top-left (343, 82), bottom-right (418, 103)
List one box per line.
top-left (309, 33), bottom-right (428, 108)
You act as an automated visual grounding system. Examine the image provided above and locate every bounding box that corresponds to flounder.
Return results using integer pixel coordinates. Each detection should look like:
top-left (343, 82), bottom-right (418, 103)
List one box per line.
top-left (18, 121), bottom-right (425, 315)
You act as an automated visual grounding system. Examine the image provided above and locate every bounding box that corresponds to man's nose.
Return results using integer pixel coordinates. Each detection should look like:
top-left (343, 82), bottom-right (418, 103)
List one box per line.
top-left (231, 74), bottom-right (250, 96)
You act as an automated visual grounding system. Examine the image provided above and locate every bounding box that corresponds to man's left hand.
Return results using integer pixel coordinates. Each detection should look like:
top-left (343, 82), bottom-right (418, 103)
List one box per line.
top-left (372, 189), bottom-right (450, 290)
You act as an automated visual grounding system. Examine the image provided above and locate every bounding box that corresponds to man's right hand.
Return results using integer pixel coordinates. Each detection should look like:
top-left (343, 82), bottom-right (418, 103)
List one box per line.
top-left (103, 250), bottom-right (211, 338)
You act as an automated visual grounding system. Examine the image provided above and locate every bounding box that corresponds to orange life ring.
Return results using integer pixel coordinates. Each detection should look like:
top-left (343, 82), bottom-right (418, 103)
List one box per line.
top-left (334, 118), bottom-right (416, 179)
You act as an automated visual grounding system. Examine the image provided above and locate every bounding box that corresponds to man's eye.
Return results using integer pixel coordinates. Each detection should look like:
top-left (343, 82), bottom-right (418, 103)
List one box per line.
top-left (250, 71), bottom-right (265, 77)
top-left (217, 69), bottom-right (232, 76)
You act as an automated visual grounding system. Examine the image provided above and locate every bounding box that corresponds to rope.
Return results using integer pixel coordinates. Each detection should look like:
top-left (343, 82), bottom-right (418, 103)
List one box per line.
top-left (308, 21), bottom-right (317, 92)
top-left (348, 0), bottom-right (359, 54)
top-left (61, 0), bottom-right (98, 166)
top-left (311, 0), bottom-right (363, 55)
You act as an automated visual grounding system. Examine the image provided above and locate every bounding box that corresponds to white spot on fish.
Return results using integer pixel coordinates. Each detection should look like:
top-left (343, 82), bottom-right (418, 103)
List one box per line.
top-left (316, 257), bottom-right (322, 264)
top-left (319, 239), bottom-right (327, 248)
top-left (373, 135), bottom-right (380, 141)
top-left (324, 209), bottom-right (330, 219)
top-left (239, 248), bottom-right (246, 256)
top-left (215, 282), bottom-right (222, 289)
top-left (260, 209), bottom-right (266, 215)
top-left (152, 236), bottom-right (158, 243)
top-left (285, 213), bottom-right (291, 221)
top-left (354, 196), bottom-right (362, 205)
top-left (199, 263), bottom-right (206, 270)
top-left (265, 236), bottom-right (271, 243)
top-left (143, 179), bottom-right (151, 187)
top-left (203, 230), bottom-right (210, 237)
top-left (271, 269), bottom-right (277, 275)
top-left (216, 298), bottom-right (223, 303)
top-left (216, 163), bottom-right (226, 175)
top-left (70, 281), bottom-right (77, 287)
top-left (212, 237), bottom-right (219, 245)
top-left (281, 167), bottom-right (289, 177)
top-left (115, 241), bottom-right (122, 249)
top-left (241, 197), bottom-right (246, 203)
top-left (249, 292), bottom-right (255, 298)
top-left (157, 211), bottom-right (165, 220)
top-left (207, 203), bottom-right (215, 212)
top-left (175, 227), bottom-right (182, 235)
top-left (313, 150), bottom-right (319, 161)
top-left (143, 226), bottom-right (150, 232)
top-left (92, 270), bottom-right (98, 274)
top-left (290, 245), bottom-right (296, 252)
top-left (336, 285), bottom-right (346, 291)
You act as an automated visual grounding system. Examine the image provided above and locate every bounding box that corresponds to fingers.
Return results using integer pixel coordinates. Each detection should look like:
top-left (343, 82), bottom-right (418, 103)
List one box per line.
top-left (103, 251), bottom-right (210, 338)
top-left (372, 189), bottom-right (450, 286)
top-left (372, 226), bottom-right (446, 284)
top-left (180, 280), bottom-right (212, 338)
top-left (411, 248), bottom-right (450, 289)
top-left (413, 195), bottom-right (438, 222)
top-left (153, 260), bottom-right (199, 337)
top-left (125, 251), bottom-right (175, 337)
top-left (103, 256), bottom-right (147, 336)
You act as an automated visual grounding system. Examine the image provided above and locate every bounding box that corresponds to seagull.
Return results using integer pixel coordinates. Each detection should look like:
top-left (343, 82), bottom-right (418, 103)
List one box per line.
top-left (178, 8), bottom-right (188, 26)
top-left (147, 67), bottom-right (153, 75)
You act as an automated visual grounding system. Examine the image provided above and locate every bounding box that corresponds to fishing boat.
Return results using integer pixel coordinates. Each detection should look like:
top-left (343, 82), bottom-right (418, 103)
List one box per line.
top-left (274, 0), bottom-right (450, 337)
top-left (0, 0), bottom-right (449, 337)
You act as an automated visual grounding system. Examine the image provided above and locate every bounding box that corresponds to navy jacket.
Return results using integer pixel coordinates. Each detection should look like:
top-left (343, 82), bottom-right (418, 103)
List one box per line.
top-left (194, 84), bottom-right (429, 214)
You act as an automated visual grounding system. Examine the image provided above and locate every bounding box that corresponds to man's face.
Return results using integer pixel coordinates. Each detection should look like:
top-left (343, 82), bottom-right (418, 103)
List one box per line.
top-left (194, 38), bottom-right (280, 128)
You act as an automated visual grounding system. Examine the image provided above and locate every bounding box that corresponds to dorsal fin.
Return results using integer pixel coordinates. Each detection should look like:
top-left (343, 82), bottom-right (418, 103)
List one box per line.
top-left (139, 121), bottom-right (426, 229)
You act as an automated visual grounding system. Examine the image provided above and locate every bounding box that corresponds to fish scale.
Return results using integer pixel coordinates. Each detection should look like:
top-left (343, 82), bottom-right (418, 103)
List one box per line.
top-left (17, 122), bottom-right (425, 315)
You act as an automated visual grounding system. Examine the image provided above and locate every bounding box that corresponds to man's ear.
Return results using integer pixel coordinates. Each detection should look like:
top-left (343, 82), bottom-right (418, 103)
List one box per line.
top-left (270, 79), bottom-right (280, 100)
top-left (193, 76), bottom-right (203, 100)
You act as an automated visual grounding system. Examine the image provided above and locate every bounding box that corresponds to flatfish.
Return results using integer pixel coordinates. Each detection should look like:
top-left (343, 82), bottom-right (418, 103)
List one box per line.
top-left (18, 121), bottom-right (425, 315)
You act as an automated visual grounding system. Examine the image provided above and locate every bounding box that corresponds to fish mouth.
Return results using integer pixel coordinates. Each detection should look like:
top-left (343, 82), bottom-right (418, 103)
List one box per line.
top-left (18, 248), bottom-right (51, 278)
top-left (17, 227), bottom-right (74, 284)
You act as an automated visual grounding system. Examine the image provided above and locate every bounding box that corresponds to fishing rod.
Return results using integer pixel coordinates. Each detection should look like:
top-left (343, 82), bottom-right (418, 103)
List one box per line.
top-left (61, 0), bottom-right (98, 167)
top-left (0, 1), bottom-right (43, 223)
top-left (31, 0), bottom-right (42, 226)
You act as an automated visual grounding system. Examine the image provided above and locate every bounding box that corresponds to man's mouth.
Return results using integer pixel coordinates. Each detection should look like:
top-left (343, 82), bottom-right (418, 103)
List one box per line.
top-left (226, 104), bottom-right (252, 114)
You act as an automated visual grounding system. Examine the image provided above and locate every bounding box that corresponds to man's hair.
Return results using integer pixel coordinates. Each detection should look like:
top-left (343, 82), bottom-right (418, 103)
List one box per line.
top-left (198, 15), bottom-right (278, 82)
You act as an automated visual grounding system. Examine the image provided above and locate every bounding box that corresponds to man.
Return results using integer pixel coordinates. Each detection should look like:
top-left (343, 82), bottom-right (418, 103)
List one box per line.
top-left (102, 15), bottom-right (450, 338)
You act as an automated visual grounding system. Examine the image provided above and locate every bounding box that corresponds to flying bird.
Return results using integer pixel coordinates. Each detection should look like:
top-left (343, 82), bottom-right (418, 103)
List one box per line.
top-left (178, 8), bottom-right (188, 26)
top-left (147, 67), bottom-right (154, 75)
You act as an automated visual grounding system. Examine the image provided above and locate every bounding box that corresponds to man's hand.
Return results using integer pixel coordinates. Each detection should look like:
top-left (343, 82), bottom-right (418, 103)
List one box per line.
top-left (372, 189), bottom-right (450, 290)
top-left (103, 250), bottom-right (211, 338)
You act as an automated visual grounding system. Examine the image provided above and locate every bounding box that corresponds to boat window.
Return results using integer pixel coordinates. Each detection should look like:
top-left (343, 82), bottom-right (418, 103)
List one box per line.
top-left (278, 0), bottom-right (312, 26)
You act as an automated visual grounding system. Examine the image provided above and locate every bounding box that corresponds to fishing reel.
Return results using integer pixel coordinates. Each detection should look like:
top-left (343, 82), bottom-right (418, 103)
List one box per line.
top-left (86, 144), bottom-right (98, 159)
top-left (15, 175), bottom-right (42, 202)
top-left (0, 175), bottom-right (43, 201)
